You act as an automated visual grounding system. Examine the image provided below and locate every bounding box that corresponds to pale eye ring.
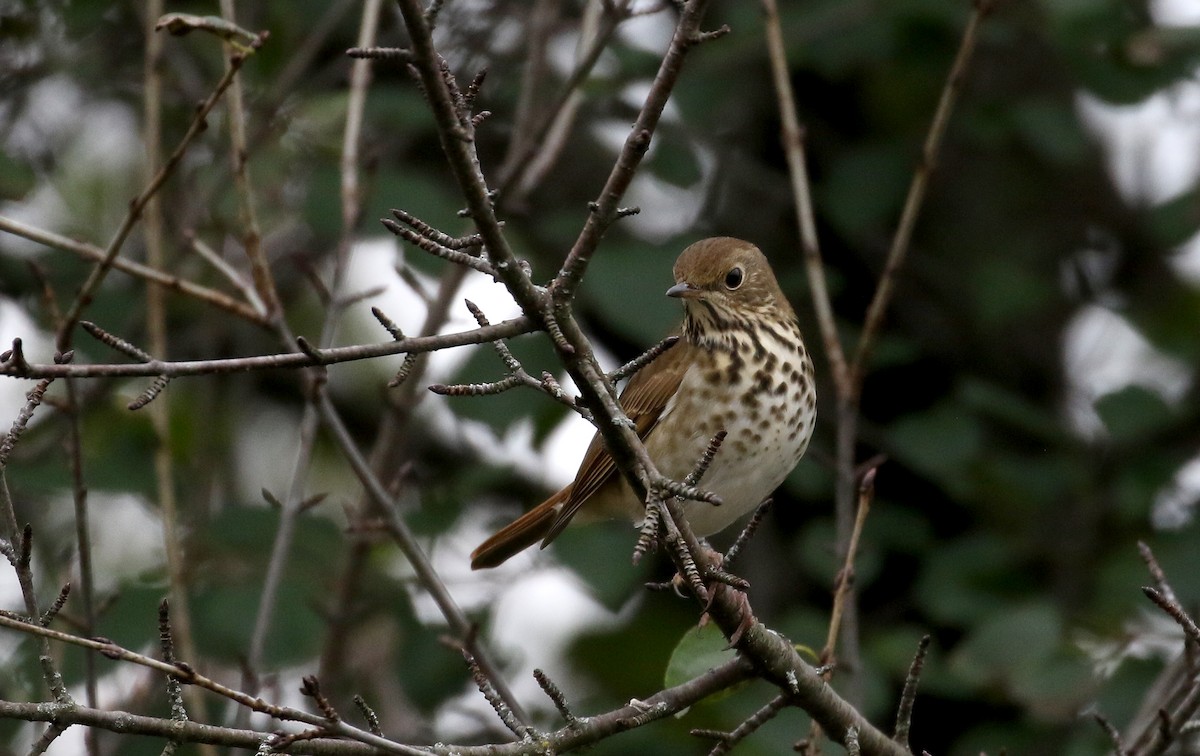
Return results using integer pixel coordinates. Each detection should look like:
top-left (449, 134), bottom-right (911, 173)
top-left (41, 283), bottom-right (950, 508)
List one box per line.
top-left (724, 266), bottom-right (744, 290)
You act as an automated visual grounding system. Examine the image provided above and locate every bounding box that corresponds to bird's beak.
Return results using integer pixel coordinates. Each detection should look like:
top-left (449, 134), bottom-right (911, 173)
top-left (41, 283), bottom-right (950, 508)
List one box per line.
top-left (666, 282), bottom-right (700, 299)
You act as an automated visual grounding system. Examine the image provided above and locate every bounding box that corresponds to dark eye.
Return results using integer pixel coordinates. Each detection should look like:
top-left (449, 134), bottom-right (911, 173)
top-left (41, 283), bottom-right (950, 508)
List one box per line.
top-left (724, 266), bottom-right (744, 290)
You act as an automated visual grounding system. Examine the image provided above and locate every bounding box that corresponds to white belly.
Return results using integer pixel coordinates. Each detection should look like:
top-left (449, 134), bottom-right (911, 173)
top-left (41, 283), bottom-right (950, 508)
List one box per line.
top-left (639, 332), bottom-right (816, 536)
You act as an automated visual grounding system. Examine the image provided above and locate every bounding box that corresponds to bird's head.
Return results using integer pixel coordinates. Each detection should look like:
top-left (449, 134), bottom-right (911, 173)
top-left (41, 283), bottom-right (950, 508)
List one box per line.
top-left (667, 237), bottom-right (793, 329)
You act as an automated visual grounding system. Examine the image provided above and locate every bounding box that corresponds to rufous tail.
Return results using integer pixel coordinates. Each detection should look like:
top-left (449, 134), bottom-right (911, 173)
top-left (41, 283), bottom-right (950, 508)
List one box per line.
top-left (470, 488), bottom-right (569, 570)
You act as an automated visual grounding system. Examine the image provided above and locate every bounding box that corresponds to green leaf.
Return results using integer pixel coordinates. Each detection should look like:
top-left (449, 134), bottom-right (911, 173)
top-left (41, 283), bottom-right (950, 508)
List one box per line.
top-left (886, 402), bottom-right (983, 496)
top-left (1094, 385), bottom-right (1173, 443)
top-left (950, 601), bottom-right (1063, 688)
top-left (663, 623), bottom-right (738, 695)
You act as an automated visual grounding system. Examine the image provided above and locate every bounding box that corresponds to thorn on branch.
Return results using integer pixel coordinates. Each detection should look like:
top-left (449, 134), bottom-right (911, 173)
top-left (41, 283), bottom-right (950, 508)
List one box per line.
top-left (1143, 586), bottom-right (1200, 645)
top-left (346, 46), bottom-right (415, 62)
top-left (587, 201), bottom-right (641, 219)
top-left (724, 498), bottom-right (771, 566)
top-left (2, 337), bottom-right (30, 373)
top-left (534, 668), bottom-right (580, 727)
top-left (429, 375), bottom-right (523, 397)
top-left (687, 24), bottom-right (732, 46)
top-left (464, 650), bottom-right (535, 740)
top-left (128, 374), bottom-right (172, 411)
top-left (295, 336), bottom-right (324, 363)
top-left (382, 218), bottom-right (496, 277)
top-left (893, 634), bottom-right (930, 748)
top-left (353, 695), bottom-right (382, 736)
top-left (632, 504), bottom-right (661, 565)
top-left (664, 525), bottom-right (708, 600)
top-left (80, 321), bottom-right (153, 362)
top-left (369, 307), bottom-right (422, 387)
top-left (1138, 540), bottom-right (1179, 606)
top-left (389, 354), bottom-right (421, 388)
top-left (0, 376), bottom-right (54, 467)
top-left (608, 335), bottom-right (679, 384)
top-left (40, 583), bottom-right (71, 626)
top-left (543, 313), bottom-right (575, 356)
top-left (1094, 712), bottom-right (1130, 756)
top-left (371, 306), bottom-right (404, 341)
top-left (655, 475), bottom-right (722, 507)
top-left (391, 209), bottom-right (484, 251)
top-left (300, 675), bottom-right (340, 722)
top-left (706, 569), bottom-right (750, 592)
top-left (463, 68), bottom-right (487, 112)
top-left (695, 694), bottom-right (788, 756)
top-left (683, 430), bottom-right (727, 489)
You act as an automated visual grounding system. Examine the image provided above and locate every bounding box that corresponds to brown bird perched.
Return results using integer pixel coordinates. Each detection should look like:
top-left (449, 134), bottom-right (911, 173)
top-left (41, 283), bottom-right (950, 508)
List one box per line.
top-left (471, 237), bottom-right (816, 569)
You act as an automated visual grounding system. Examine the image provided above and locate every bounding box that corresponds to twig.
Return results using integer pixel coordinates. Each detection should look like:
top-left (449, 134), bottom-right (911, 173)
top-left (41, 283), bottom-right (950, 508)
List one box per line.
top-left (1143, 587), bottom-right (1200, 646)
top-left (56, 31), bottom-right (265, 348)
top-left (696, 694), bottom-right (788, 756)
top-left (0, 656), bottom-right (758, 754)
top-left (0, 216), bottom-right (268, 326)
top-left (314, 391), bottom-right (530, 724)
top-left (464, 651), bottom-right (536, 740)
top-left (533, 668), bottom-right (580, 727)
top-left (352, 696), bottom-right (382, 737)
top-left (850, 0), bottom-right (995, 381)
top-left (760, 0), bottom-right (846, 390)
top-left (723, 499), bottom-right (771, 567)
top-left (893, 635), bottom-right (930, 749)
top-left (0, 376), bottom-right (54, 468)
top-left (185, 232), bottom-right (268, 316)
top-left (1094, 712), bottom-right (1130, 756)
top-left (803, 466), bottom-right (876, 751)
top-left (823, 467), bottom-right (877, 665)
top-left (607, 335), bottom-right (679, 384)
top-left (218, 0), bottom-right (279, 320)
top-left (1, 317), bottom-right (537, 379)
top-left (0, 612), bottom-right (424, 755)
top-left (551, 0), bottom-right (714, 300)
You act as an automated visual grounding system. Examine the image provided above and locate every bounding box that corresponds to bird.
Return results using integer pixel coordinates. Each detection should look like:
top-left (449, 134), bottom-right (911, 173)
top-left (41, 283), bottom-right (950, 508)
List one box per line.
top-left (470, 236), bottom-right (816, 570)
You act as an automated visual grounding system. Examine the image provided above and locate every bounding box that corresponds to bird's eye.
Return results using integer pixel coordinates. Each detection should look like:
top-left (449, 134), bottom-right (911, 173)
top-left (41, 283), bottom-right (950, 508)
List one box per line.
top-left (724, 266), bottom-right (744, 290)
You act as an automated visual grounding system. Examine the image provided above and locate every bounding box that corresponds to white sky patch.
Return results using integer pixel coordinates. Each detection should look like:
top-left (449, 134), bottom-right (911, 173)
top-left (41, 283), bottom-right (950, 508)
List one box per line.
top-left (331, 236), bottom-right (616, 493)
top-left (1071, 0), bottom-right (1200, 528)
top-left (0, 297), bottom-right (54, 420)
top-left (1, 75), bottom-right (141, 256)
top-left (32, 491), bottom-right (166, 599)
top-left (1151, 0), bottom-right (1200, 26)
top-left (434, 567), bottom-right (633, 738)
top-left (1076, 85), bottom-right (1200, 207)
top-left (1168, 229), bottom-right (1200, 285)
top-left (1061, 304), bottom-right (1191, 437)
top-left (616, 4), bottom-right (678, 54)
top-left (1153, 456), bottom-right (1200, 529)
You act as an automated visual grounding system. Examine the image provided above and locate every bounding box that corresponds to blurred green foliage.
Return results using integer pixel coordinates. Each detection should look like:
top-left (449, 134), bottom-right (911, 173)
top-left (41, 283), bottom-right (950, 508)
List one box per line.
top-left (1, 1), bottom-right (1199, 754)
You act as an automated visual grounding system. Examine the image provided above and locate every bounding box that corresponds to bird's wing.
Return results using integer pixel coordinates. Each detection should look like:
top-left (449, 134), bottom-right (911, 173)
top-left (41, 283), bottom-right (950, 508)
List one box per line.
top-left (541, 339), bottom-right (691, 545)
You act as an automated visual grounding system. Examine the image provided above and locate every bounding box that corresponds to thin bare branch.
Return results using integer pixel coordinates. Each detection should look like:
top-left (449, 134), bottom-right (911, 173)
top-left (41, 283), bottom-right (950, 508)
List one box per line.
top-left (760, 0), bottom-right (846, 391)
top-left (850, 0), bottom-right (995, 382)
top-left (0, 317), bottom-right (537, 379)
top-left (0, 216), bottom-right (268, 326)
top-left (893, 634), bottom-right (931, 748)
